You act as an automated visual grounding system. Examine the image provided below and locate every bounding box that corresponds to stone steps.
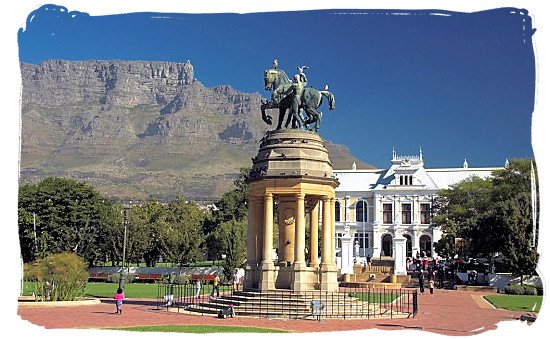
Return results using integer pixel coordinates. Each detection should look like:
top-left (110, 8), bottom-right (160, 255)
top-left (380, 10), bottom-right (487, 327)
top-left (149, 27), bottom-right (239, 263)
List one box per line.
top-left (180, 290), bottom-right (411, 319)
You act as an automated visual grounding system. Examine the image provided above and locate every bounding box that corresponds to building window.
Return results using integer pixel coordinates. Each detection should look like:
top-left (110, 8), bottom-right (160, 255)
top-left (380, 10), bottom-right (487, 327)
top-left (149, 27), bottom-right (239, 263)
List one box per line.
top-left (336, 233), bottom-right (343, 249)
top-left (401, 203), bottom-right (412, 224)
top-left (354, 232), bottom-right (369, 249)
top-left (355, 200), bottom-right (367, 222)
top-left (335, 201), bottom-right (341, 222)
top-left (383, 203), bottom-right (393, 224)
top-left (420, 203), bottom-right (431, 224)
top-left (399, 175), bottom-right (414, 186)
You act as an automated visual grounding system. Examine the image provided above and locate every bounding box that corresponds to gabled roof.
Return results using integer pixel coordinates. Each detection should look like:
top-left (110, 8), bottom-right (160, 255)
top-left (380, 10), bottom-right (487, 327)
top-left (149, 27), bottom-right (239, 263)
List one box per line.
top-left (334, 157), bottom-right (502, 193)
top-left (426, 167), bottom-right (500, 189)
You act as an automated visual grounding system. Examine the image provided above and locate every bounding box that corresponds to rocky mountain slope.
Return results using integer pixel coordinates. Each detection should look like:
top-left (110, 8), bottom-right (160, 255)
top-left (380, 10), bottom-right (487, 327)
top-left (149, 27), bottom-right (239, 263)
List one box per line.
top-left (19, 59), bottom-right (372, 201)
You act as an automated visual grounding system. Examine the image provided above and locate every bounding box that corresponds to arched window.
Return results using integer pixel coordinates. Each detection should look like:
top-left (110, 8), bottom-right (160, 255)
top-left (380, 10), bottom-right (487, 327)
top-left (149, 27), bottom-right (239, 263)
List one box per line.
top-left (420, 235), bottom-right (432, 257)
top-left (355, 200), bottom-right (368, 222)
top-left (334, 201), bottom-right (341, 222)
top-left (404, 234), bottom-right (413, 258)
top-left (381, 234), bottom-right (393, 257)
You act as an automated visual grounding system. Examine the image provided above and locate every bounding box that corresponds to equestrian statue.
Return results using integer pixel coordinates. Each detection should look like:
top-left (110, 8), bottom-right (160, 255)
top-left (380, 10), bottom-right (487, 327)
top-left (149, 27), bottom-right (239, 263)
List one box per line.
top-left (261, 59), bottom-right (335, 133)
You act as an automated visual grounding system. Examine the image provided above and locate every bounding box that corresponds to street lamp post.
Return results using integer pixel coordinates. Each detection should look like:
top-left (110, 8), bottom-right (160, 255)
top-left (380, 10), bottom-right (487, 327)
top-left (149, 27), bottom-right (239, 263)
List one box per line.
top-left (119, 206), bottom-right (129, 290)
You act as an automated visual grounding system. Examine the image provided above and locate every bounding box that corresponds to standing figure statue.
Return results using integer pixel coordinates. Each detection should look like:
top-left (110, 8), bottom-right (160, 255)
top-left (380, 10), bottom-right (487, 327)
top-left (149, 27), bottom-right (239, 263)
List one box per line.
top-left (285, 66), bottom-right (309, 129)
top-left (261, 60), bottom-right (335, 133)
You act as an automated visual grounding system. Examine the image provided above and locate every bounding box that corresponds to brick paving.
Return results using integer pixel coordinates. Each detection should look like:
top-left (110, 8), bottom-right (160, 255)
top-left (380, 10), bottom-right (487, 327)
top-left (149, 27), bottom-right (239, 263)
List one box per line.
top-left (17, 289), bottom-right (533, 336)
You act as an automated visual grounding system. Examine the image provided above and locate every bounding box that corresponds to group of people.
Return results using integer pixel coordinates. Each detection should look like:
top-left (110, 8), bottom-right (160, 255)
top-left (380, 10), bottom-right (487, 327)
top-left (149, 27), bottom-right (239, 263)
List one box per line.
top-left (113, 268), bottom-right (246, 314)
top-left (417, 268), bottom-right (436, 295)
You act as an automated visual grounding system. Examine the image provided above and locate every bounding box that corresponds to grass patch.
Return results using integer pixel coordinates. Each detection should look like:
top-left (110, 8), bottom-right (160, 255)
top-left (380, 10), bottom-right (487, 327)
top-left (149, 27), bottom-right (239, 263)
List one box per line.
top-left (484, 294), bottom-right (542, 312)
top-left (22, 281), bottom-right (233, 299)
top-left (351, 291), bottom-right (402, 303)
top-left (109, 325), bottom-right (288, 333)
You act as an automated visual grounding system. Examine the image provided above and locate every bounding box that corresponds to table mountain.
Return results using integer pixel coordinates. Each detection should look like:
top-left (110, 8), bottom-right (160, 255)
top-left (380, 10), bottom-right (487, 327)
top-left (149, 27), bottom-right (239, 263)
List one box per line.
top-left (20, 59), bottom-right (372, 201)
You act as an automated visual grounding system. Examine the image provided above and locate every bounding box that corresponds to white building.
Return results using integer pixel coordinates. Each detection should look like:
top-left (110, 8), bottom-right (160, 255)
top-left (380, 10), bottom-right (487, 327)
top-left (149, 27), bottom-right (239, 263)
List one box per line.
top-left (333, 148), bottom-right (504, 262)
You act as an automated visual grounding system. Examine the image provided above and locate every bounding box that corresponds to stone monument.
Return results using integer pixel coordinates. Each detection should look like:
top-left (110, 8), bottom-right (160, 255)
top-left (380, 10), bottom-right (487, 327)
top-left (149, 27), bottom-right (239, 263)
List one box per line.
top-left (244, 61), bottom-right (338, 292)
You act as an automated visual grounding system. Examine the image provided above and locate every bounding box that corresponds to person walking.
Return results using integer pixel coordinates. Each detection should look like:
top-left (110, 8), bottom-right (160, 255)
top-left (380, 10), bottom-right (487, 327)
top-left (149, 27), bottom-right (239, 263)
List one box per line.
top-left (210, 274), bottom-right (220, 299)
top-left (429, 278), bottom-right (435, 294)
top-left (195, 279), bottom-right (202, 301)
top-left (418, 270), bottom-right (425, 295)
top-left (113, 288), bottom-right (124, 314)
top-left (232, 269), bottom-right (242, 291)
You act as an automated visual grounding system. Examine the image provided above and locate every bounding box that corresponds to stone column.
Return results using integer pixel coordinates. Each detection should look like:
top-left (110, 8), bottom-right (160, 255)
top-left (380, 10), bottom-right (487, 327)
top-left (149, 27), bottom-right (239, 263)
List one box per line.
top-left (320, 196), bottom-right (338, 291)
top-left (277, 198), bottom-right (295, 265)
top-left (294, 193), bottom-right (306, 268)
top-left (246, 197), bottom-right (258, 265)
top-left (309, 199), bottom-right (319, 267)
top-left (259, 193), bottom-right (275, 291)
top-left (321, 197), bottom-right (331, 266)
top-left (330, 198), bottom-right (336, 263)
top-left (262, 193), bottom-right (274, 265)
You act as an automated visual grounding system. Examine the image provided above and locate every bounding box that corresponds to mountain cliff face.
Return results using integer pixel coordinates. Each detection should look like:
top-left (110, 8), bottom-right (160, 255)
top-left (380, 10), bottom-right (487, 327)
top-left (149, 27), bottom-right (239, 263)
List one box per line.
top-left (20, 59), bottom-right (372, 201)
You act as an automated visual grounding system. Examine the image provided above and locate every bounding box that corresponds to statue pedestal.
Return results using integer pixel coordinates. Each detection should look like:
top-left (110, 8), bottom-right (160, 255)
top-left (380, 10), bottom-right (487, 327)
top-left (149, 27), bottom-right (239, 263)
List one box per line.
top-left (245, 130), bottom-right (339, 292)
top-left (339, 234), bottom-right (354, 275)
top-left (259, 261), bottom-right (276, 291)
top-left (393, 234), bottom-right (408, 276)
top-left (319, 263), bottom-right (338, 292)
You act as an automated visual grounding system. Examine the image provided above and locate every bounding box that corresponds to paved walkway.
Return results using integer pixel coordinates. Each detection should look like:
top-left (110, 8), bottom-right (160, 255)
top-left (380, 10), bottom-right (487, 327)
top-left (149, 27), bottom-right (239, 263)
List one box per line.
top-left (17, 289), bottom-right (533, 336)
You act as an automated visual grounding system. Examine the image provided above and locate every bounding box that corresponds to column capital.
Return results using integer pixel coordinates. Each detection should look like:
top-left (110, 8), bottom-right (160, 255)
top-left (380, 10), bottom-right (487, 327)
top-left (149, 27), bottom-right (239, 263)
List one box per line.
top-left (295, 193), bottom-right (305, 200)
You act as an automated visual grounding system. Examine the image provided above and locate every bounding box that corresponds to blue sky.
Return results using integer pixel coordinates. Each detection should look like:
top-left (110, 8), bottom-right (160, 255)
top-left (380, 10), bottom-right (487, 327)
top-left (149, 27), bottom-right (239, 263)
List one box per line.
top-left (17, 4), bottom-right (536, 169)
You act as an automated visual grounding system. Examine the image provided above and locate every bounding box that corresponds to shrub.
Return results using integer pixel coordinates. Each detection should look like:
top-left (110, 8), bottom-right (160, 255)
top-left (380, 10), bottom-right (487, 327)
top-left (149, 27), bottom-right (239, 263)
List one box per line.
top-left (27, 252), bottom-right (88, 301)
top-left (173, 275), bottom-right (190, 285)
top-left (522, 284), bottom-right (542, 296)
top-left (522, 285), bottom-right (537, 295)
top-left (504, 284), bottom-right (525, 295)
top-left (107, 273), bottom-right (135, 283)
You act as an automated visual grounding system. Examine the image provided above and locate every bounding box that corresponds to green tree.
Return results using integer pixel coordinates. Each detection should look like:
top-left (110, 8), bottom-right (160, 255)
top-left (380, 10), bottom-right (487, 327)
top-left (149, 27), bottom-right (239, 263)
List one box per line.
top-left (212, 167), bottom-right (249, 223)
top-left (212, 219), bottom-right (247, 277)
top-left (433, 159), bottom-right (539, 280)
top-left (433, 176), bottom-right (494, 258)
top-left (204, 167), bottom-right (249, 262)
top-left (488, 159), bottom-right (538, 281)
top-left (18, 177), bottom-right (117, 264)
top-left (161, 197), bottom-right (206, 266)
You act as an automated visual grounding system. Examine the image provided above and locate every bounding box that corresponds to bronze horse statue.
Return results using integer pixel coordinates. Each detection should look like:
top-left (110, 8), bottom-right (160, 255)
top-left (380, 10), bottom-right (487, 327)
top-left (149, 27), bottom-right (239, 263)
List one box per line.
top-left (262, 69), bottom-right (335, 132)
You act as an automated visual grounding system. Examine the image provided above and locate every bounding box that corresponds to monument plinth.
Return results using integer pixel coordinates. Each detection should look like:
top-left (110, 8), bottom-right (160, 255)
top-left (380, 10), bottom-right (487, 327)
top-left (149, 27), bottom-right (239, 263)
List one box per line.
top-left (245, 129), bottom-right (339, 292)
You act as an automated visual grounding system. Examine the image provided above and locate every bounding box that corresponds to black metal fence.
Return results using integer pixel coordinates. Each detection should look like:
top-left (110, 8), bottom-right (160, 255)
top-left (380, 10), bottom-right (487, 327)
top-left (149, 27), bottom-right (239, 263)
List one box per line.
top-left (156, 282), bottom-right (418, 320)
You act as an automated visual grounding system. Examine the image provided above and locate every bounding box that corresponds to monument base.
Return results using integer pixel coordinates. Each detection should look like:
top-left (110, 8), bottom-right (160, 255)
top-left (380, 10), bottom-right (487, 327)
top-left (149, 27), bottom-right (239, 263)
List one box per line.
top-left (319, 263), bottom-right (339, 292)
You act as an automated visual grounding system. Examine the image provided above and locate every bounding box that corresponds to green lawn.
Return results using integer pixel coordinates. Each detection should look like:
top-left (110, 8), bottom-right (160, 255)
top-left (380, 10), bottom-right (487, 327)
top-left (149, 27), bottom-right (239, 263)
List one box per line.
top-left (350, 291), bottom-right (402, 303)
top-left (108, 325), bottom-right (288, 333)
top-left (21, 281), bottom-right (233, 299)
top-left (484, 294), bottom-right (542, 312)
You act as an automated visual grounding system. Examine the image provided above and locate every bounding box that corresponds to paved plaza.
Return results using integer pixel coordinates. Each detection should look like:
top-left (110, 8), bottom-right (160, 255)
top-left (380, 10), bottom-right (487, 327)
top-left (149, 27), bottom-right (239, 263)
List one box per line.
top-left (17, 289), bottom-right (535, 336)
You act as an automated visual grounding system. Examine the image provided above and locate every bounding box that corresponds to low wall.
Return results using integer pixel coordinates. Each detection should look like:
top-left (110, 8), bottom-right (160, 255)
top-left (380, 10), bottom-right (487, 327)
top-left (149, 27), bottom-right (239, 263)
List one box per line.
top-left (18, 297), bottom-right (101, 307)
top-left (487, 273), bottom-right (542, 292)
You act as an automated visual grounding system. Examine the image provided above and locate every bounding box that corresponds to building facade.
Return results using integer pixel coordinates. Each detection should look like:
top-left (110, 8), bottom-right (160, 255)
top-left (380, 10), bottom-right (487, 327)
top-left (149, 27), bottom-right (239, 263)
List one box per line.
top-left (333, 149), bottom-right (504, 263)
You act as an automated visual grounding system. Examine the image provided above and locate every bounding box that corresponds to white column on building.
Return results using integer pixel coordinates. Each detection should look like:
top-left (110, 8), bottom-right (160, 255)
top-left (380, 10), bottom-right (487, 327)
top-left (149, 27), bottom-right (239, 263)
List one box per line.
top-left (344, 195), bottom-right (351, 222)
top-left (393, 230), bottom-right (407, 275)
